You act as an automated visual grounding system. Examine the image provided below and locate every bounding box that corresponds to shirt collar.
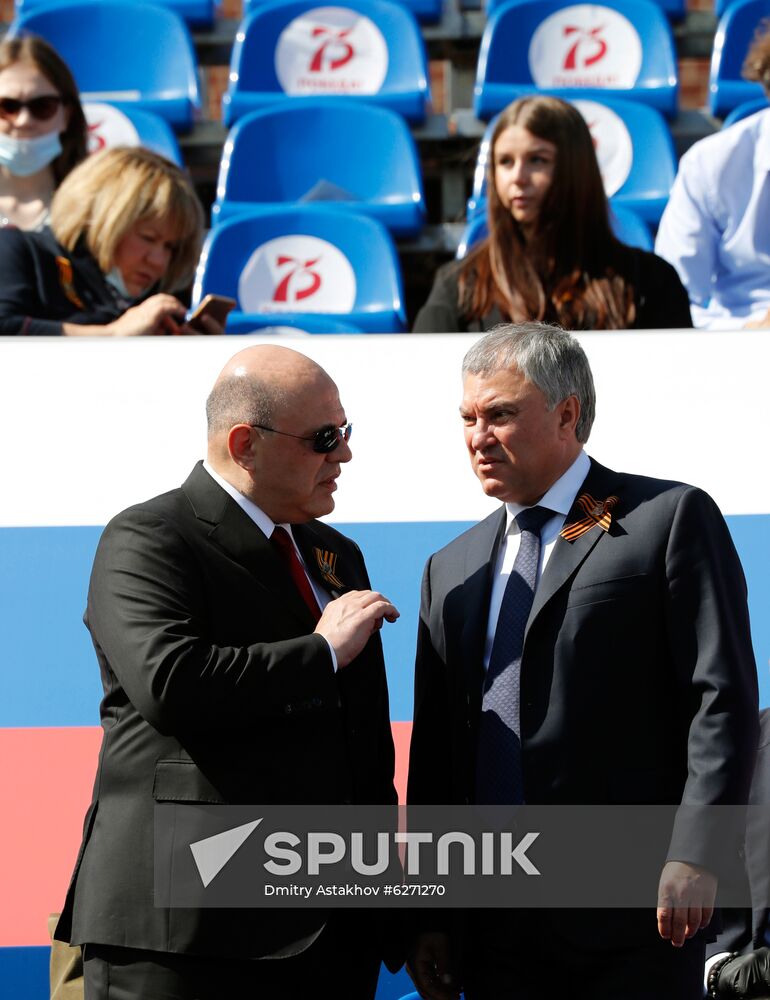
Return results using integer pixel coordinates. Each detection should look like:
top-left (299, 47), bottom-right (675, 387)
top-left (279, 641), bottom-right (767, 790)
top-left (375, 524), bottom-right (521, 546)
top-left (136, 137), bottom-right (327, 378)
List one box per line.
top-left (503, 449), bottom-right (591, 531)
top-left (202, 460), bottom-right (277, 539)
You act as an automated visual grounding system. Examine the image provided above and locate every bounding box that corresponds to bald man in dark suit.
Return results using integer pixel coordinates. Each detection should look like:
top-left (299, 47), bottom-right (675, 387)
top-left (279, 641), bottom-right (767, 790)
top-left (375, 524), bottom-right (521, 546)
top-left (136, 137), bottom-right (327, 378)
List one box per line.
top-left (55, 345), bottom-right (400, 999)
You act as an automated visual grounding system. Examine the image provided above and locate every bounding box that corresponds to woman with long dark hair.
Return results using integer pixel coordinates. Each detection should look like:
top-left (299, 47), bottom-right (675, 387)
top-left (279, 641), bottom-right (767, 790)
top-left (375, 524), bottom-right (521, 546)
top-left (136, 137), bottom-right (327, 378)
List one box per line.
top-left (413, 95), bottom-right (691, 332)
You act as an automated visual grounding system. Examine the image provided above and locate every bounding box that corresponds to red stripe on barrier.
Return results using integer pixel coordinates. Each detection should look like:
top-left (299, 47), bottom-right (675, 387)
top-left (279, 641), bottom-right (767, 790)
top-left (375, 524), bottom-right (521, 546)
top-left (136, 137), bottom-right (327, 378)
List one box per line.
top-left (0, 722), bottom-right (413, 947)
top-left (392, 720), bottom-right (412, 804)
top-left (0, 727), bottom-right (100, 947)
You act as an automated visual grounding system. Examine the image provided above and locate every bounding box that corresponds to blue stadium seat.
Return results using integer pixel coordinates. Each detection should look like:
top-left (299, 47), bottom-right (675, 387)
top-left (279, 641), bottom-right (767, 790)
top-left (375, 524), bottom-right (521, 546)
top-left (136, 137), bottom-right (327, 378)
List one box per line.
top-left (466, 97), bottom-right (675, 225)
top-left (83, 103), bottom-right (183, 165)
top-left (709, 0), bottom-right (770, 118)
top-left (225, 315), bottom-right (365, 333)
top-left (716, 0), bottom-right (742, 17)
top-left (222, 0), bottom-right (430, 126)
top-left (486, 0), bottom-right (684, 16)
top-left (245, 0), bottom-right (442, 23)
top-left (456, 203), bottom-right (652, 258)
top-left (193, 206), bottom-right (406, 332)
top-left (722, 96), bottom-right (768, 125)
top-left (14, 0), bottom-right (218, 28)
top-left (212, 100), bottom-right (425, 237)
top-left (474, 0), bottom-right (679, 121)
top-left (9, 0), bottom-right (201, 131)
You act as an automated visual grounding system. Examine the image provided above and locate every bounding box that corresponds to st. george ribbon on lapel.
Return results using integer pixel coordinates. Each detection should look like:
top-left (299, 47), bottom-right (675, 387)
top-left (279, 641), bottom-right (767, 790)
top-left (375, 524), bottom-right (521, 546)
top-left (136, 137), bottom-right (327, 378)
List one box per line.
top-left (560, 492), bottom-right (619, 542)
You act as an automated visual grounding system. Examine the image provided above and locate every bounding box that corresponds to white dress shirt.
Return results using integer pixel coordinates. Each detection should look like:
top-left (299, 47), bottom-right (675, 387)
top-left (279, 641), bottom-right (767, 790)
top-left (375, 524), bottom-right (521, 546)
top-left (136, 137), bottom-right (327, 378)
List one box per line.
top-left (202, 461), bottom-right (337, 670)
top-left (484, 450), bottom-right (591, 669)
top-left (655, 109), bottom-right (770, 330)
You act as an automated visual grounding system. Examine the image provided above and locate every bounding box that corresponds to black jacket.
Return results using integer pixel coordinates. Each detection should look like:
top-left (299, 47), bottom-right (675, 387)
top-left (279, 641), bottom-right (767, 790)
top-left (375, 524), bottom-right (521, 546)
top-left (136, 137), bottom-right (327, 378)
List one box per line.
top-left (0, 227), bottom-right (136, 336)
top-left (412, 247), bottom-right (693, 332)
top-left (55, 463), bottom-right (397, 960)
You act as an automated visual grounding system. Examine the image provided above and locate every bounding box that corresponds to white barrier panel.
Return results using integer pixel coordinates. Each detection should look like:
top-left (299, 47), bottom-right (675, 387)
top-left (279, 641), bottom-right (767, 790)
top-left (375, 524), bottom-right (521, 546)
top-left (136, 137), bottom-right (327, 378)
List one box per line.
top-left (0, 331), bottom-right (768, 527)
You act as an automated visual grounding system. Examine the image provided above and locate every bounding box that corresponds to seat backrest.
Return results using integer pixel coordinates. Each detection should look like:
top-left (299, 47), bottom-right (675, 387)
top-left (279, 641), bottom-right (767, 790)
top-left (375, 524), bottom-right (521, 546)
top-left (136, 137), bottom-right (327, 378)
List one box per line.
top-left (486, 0), bottom-right (684, 15)
top-left (722, 95), bottom-right (769, 125)
top-left (14, 0), bottom-right (217, 28)
top-left (213, 99), bottom-right (424, 234)
top-left (468, 96), bottom-right (675, 224)
top-left (609, 205), bottom-right (652, 249)
top-left (193, 206), bottom-right (405, 329)
top-left (83, 103), bottom-right (183, 165)
top-left (474, 0), bottom-right (678, 120)
top-left (9, 0), bottom-right (201, 130)
top-left (709, 0), bottom-right (770, 117)
top-left (246, 0), bottom-right (442, 23)
top-left (225, 315), bottom-right (365, 333)
top-left (223, 0), bottom-right (429, 125)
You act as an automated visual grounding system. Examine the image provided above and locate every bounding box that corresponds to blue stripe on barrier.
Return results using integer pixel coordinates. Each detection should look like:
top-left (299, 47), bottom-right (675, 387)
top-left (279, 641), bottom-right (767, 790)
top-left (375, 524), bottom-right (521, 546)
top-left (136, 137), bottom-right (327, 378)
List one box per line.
top-left (0, 946), bottom-right (49, 999)
top-left (1, 516), bottom-right (769, 728)
top-left (0, 946), bottom-right (414, 999)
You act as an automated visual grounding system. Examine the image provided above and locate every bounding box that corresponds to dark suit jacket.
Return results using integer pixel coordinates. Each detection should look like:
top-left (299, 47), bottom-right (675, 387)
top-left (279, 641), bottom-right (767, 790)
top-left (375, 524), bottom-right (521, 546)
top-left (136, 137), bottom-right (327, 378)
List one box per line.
top-left (0, 227), bottom-right (152, 336)
top-left (408, 458), bottom-right (758, 945)
top-left (56, 462), bottom-right (396, 960)
top-left (710, 709), bottom-right (770, 957)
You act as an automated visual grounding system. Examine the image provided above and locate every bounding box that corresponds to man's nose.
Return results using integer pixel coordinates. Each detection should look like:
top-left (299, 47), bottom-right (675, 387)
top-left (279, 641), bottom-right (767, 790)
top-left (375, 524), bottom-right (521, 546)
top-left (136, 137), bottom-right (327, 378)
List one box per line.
top-left (470, 420), bottom-right (494, 449)
top-left (332, 437), bottom-right (352, 464)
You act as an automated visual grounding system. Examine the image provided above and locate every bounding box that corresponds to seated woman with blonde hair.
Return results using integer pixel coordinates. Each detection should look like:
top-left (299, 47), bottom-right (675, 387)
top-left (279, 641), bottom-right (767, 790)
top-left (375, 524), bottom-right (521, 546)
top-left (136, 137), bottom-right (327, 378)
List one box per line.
top-left (0, 145), bottom-right (218, 336)
top-left (413, 95), bottom-right (692, 332)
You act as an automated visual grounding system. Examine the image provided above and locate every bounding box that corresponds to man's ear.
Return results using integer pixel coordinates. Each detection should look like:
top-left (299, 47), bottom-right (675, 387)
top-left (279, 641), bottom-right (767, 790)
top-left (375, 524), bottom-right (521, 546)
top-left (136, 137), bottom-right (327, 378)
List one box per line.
top-left (558, 395), bottom-right (581, 437)
top-left (228, 424), bottom-right (256, 470)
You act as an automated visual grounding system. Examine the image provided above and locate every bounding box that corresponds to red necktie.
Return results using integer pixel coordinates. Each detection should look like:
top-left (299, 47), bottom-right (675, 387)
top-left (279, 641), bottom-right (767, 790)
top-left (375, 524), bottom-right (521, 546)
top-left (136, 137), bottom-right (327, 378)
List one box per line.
top-left (271, 526), bottom-right (322, 621)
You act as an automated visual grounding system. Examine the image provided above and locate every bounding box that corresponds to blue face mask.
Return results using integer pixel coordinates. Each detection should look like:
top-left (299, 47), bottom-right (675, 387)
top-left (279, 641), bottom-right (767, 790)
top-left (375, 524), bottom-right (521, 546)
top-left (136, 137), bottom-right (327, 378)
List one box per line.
top-left (0, 131), bottom-right (62, 177)
top-left (104, 267), bottom-right (134, 301)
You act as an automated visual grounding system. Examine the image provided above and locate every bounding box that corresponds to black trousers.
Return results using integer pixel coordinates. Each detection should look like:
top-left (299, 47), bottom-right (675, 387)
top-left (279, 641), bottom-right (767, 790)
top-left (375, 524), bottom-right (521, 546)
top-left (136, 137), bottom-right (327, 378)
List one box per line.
top-left (83, 916), bottom-right (381, 1000)
top-left (462, 909), bottom-right (707, 1000)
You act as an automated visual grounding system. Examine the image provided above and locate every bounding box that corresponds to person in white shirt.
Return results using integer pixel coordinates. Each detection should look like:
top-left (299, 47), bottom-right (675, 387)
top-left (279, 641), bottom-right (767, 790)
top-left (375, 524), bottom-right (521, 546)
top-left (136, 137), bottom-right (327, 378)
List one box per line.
top-left (656, 27), bottom-right (770, 330)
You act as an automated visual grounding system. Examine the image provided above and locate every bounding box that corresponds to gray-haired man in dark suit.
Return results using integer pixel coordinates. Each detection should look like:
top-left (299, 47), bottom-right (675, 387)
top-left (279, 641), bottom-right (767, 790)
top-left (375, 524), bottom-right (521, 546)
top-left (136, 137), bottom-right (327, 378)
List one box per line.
top-left (406, 323), bottom-right (758, 1000)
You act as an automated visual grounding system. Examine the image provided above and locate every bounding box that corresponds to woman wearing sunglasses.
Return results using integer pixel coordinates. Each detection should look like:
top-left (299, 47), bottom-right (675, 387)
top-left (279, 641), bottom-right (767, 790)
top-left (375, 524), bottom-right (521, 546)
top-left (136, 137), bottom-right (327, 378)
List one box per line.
top-left (0, 145), bottom-right (221, 336)
top-left (0, 35), bottom-right (87, 231)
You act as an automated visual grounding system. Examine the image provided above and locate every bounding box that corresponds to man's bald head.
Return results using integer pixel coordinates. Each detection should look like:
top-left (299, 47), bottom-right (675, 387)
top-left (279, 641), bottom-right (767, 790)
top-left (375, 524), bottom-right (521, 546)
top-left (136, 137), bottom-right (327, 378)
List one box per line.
top-left (204, 345), bottom-right (350, 521)
top-left (206, 345), bottom-right (333, 440)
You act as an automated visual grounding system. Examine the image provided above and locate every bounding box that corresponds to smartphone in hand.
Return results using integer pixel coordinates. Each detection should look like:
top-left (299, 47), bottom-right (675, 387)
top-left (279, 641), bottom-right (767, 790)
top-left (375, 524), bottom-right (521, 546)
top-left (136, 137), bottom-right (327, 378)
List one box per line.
top-left (186, 294), bottom-right (236, 333)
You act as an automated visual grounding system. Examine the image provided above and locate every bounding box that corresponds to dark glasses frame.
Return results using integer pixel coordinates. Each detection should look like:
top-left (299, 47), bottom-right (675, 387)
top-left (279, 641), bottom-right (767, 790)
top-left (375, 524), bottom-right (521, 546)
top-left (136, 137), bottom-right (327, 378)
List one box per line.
top-left (0, 95), bottom-right (66, 121)
top-left (251, 421), bottom-right (352, 453)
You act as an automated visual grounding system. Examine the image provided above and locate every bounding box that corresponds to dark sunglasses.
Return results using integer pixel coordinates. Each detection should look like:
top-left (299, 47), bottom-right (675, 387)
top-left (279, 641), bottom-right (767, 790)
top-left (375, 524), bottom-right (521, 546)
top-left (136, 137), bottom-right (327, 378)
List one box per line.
top-left (251, 421), bottom-right (352, 453)
top-left (0, 95), bottom-right (66, 121)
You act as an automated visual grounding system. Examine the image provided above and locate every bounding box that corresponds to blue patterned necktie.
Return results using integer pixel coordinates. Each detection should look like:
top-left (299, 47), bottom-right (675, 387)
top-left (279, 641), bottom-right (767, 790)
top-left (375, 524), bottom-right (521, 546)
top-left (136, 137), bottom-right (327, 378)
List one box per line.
top-left (475, 505), bottom-right (554, 804)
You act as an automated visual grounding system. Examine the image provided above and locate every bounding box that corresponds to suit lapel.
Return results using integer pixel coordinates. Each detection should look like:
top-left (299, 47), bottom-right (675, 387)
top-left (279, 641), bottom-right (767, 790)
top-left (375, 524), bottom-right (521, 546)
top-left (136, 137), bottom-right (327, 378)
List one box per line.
top-left (181, 462), bottom-right (317, 630)
top-left (459, 508), bottom-right (507, 709)
top-left (525, 459), bottom-right (623, 641)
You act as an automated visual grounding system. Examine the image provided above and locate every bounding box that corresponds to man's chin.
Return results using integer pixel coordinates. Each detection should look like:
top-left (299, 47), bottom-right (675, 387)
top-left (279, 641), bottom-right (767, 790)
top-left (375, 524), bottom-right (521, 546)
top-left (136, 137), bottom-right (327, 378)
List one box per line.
top-left (476, 474), bottom-right (507, 499)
